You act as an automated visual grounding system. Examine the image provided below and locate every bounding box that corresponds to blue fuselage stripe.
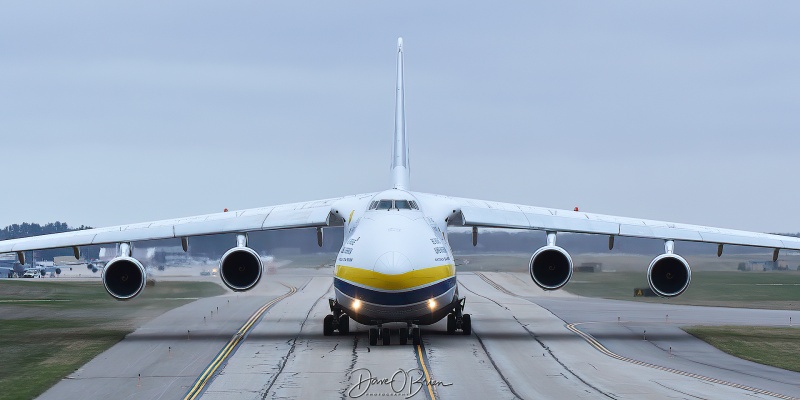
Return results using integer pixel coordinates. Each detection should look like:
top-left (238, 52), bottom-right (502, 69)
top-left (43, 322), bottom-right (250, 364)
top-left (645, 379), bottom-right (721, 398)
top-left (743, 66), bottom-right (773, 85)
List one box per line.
top-left (334, 277), bottom-right (456, 306)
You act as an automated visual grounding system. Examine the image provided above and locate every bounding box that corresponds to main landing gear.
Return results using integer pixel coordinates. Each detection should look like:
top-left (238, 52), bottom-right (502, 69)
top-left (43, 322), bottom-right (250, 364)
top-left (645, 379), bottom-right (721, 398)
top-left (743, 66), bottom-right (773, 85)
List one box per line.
top-left (323, 298), bottom-right (350, 336)
top-left (368, 324), bottom-right (421, 346)
top-left (446, 297), bottom-right (471, 335)
top-left (323, 297), bottom-right (471, 344)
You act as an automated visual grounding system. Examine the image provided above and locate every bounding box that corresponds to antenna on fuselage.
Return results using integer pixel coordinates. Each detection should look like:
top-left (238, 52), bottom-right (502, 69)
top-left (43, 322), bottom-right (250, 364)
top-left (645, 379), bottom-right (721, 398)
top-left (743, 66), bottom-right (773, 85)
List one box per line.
top-left (391, 37), bottom-right (410, 191)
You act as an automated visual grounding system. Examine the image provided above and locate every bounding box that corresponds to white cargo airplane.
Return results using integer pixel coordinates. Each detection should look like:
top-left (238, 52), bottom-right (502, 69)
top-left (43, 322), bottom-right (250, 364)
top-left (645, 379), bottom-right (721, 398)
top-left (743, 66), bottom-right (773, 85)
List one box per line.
top-left (2, 38), bottom-right (800, 346)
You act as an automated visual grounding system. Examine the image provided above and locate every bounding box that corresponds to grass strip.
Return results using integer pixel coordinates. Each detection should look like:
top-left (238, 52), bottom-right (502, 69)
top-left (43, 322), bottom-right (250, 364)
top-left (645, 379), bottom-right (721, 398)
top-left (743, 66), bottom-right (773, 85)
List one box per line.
top-left (683, 326), bottom-right (800, 373)
top-left (0, 280), bottom-right (225, 400)
top-left (564, 271), bottom-right (800, 310)
top-left (0, 319), bottom-right (128, 400)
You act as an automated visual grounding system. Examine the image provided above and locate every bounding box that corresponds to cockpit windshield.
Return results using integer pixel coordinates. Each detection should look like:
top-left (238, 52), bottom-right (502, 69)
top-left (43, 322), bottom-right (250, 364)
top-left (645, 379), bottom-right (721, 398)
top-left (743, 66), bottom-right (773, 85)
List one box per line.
top-left (371, 199), bottom-right (419, 211)
top-left (376, 200), bottom-right (394, 210)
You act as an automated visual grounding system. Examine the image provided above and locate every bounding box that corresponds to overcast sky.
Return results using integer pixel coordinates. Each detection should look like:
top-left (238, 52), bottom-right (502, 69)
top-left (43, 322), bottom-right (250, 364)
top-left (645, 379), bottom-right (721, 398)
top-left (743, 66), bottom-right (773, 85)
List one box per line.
top-left (2, 2), bottom-right (799, 233)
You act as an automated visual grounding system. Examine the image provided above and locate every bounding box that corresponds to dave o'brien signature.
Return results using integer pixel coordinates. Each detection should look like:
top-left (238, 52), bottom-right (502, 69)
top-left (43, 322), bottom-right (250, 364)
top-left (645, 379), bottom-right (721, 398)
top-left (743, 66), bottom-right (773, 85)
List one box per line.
top-left (347, 367), bottom-right (453, 398)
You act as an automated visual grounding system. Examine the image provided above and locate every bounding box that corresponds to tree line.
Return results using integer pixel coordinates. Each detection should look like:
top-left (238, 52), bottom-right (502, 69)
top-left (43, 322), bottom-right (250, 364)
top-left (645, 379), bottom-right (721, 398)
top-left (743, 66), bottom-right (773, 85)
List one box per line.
top-left (1, 222), bottom-right (96, 261)
top-left (0, 222), bottom-right (92, 240)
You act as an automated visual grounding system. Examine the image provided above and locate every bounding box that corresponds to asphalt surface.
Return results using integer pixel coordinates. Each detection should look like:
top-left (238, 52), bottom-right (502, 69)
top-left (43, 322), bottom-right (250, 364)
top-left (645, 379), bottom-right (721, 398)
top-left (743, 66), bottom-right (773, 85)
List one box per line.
top-left (35, 276), bottom-right (306, 400)
top-left (38, 269), bottom-right (800, 400)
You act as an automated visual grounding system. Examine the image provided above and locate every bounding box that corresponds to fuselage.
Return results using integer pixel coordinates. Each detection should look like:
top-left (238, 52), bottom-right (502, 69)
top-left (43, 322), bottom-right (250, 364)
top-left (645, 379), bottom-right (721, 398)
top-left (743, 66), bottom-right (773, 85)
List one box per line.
top-left (332, 189), bottom-right (459, 325)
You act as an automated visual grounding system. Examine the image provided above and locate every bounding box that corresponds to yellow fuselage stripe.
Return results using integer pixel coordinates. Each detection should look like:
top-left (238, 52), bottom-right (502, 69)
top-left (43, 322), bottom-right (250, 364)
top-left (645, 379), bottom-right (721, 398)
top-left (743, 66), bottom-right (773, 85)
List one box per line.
top-left (335, 264), bottom-right (455, 291)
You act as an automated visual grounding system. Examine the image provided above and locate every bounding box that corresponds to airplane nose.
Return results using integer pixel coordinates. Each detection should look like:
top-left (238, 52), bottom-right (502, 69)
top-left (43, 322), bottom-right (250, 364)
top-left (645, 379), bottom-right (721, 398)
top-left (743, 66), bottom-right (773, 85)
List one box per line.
top-left (374, 251), bottom-right (412, 275)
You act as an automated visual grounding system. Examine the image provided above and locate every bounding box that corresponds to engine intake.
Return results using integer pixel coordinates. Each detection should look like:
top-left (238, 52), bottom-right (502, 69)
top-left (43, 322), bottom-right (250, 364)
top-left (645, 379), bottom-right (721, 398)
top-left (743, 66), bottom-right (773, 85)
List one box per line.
top-left (529, 246), bottom-right (573, 290)
top-left (220, 247), bottom-right (263, 292)
top-left (647, 254), bottom-right (691, 297)
top-left (102, 257), bottom-right (146, 300)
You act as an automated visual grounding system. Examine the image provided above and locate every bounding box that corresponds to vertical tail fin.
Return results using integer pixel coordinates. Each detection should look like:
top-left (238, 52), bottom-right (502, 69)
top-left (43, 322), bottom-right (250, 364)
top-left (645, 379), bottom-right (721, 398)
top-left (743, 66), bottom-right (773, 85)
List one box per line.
top-left (392, 37), bottom-right (410, 190)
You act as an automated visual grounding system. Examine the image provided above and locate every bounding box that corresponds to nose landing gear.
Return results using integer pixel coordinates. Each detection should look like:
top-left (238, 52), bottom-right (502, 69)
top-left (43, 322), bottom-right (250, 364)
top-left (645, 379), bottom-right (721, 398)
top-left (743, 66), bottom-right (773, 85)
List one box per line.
top-left (367, 327), bottom-right (392, 345)
top-left (411, 326), bottom-right (421, 345)
top-left (369, 324), bottom-right (420, 346)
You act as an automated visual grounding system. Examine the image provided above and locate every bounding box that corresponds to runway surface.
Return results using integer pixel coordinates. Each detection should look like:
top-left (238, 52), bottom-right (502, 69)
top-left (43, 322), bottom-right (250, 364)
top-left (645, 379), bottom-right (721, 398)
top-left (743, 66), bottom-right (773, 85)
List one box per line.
top-left (38, 269), bottom-right (800, 400)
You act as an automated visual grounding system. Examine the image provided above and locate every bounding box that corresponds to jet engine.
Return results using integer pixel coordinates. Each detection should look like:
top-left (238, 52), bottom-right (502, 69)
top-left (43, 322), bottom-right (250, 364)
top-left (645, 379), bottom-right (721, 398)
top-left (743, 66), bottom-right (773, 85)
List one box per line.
top-left (219, 246), bottom-right (263, 292)
top-left (647, 254), bottom-right (691, 297)
top-left (102, 257), bottom-right (146, 300)
top-left (529, 246), bottom-right (573, 290)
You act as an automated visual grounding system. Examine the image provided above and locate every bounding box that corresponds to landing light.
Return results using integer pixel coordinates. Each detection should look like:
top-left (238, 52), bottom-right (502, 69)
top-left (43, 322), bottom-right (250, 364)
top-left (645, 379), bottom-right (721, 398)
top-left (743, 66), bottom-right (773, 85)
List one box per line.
top-left (428, 299), bottom-right (436, 310)
top-left (353, 299), bottom-right (361, 311)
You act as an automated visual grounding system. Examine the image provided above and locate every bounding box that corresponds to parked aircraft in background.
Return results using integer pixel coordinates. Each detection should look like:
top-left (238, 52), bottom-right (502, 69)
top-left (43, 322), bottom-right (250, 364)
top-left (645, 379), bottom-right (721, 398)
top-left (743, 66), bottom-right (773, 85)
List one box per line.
top-left (0, 262), bottom-right (24, 278)
top-left (1, 263), bottom-right (65, 278)
top-left (2, 38), bottom-right (800, 346)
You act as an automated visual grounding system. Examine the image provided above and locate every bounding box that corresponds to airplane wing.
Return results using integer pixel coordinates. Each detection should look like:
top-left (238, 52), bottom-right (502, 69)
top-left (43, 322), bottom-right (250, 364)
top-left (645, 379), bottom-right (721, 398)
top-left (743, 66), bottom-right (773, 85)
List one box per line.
top-left (417, 193), bottom-right (800, 252)
top-left (0, 193), bottom-right (375, 255)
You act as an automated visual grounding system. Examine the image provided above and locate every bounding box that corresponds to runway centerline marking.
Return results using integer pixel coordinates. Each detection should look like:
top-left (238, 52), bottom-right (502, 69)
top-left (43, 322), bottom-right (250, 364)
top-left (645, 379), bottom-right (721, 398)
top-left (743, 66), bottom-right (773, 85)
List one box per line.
top-left (183, 284), bottom-right (297, 400)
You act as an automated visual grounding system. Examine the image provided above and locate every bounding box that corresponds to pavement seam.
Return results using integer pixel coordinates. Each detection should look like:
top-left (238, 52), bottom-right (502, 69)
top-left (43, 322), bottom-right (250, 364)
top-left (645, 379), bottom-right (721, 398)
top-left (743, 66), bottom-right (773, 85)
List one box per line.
top-left (471, 328), bottom-right (523, 400)
top-left (477, 272), bottom-right (800, 399)
top-left (465, 275), bottom-right (617, 398)
top-left (651, 380), bottom-right (709, 400)
top-left (456, 279), bottom-right (526, 400)
top-left (470, 273), bottom-right (619, 399)
top-left (513, 316), bottom-right (616, 400)
top-left (339, 334), bottom-right (359, 400)
top-left (182, 284), bottom-right (297, 400)
top-left (566, 322), bottom-right (799, 400)
top-left (260, 282), bottom-right (333, 399)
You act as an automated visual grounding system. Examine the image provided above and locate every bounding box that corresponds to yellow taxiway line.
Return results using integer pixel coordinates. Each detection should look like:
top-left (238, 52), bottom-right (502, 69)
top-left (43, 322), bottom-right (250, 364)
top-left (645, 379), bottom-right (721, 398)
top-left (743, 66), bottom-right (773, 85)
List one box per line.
top-left (477, 272), bottom-right (797, 400)
top-left (184, 284), bottom-right (297, 400)
top-left (566, 322), bottom-right (798, 400)
top-left (416, 344), bottom-right (437, 400)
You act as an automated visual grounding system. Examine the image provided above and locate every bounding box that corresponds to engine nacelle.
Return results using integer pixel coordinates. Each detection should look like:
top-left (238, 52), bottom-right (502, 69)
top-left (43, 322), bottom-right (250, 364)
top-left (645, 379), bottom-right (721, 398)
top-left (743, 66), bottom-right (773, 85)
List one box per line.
top-left (529, 246), bottom-right (574, 290)
top-left (647, 254), bottom-right (691, 297)
top-left (102, 257), bottom-right (146, 300)
top-left (219, 247), bottom-right (263, 292)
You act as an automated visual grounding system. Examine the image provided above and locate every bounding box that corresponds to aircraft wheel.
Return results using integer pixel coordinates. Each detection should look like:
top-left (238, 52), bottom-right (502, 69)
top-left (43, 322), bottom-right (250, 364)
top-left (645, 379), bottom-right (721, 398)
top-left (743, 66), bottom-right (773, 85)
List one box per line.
top-left (412, 327), bottom-right (421, 345)
top-left (447, 314), bottom-right (456, 334)
top-left (323, 315), bottom-right (334, 336)
top-left (369, 328), bottom-right (378, 346)
top-left (338, 315), bottom-right (350, 335)
top-left (399, 329), bottom-right (408, 345)
top-left (381, 328), bottom-right (391, 345)
top-left (462, 314), bottom-right (472, 335)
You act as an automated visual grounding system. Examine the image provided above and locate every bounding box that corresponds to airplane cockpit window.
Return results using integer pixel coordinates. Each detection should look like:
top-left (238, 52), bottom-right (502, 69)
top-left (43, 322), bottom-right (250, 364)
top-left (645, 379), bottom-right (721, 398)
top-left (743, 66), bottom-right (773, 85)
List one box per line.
top-left (376, 200), bottom-right (394, 210)
top-left (373, 199), bottom-right (419, 211)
